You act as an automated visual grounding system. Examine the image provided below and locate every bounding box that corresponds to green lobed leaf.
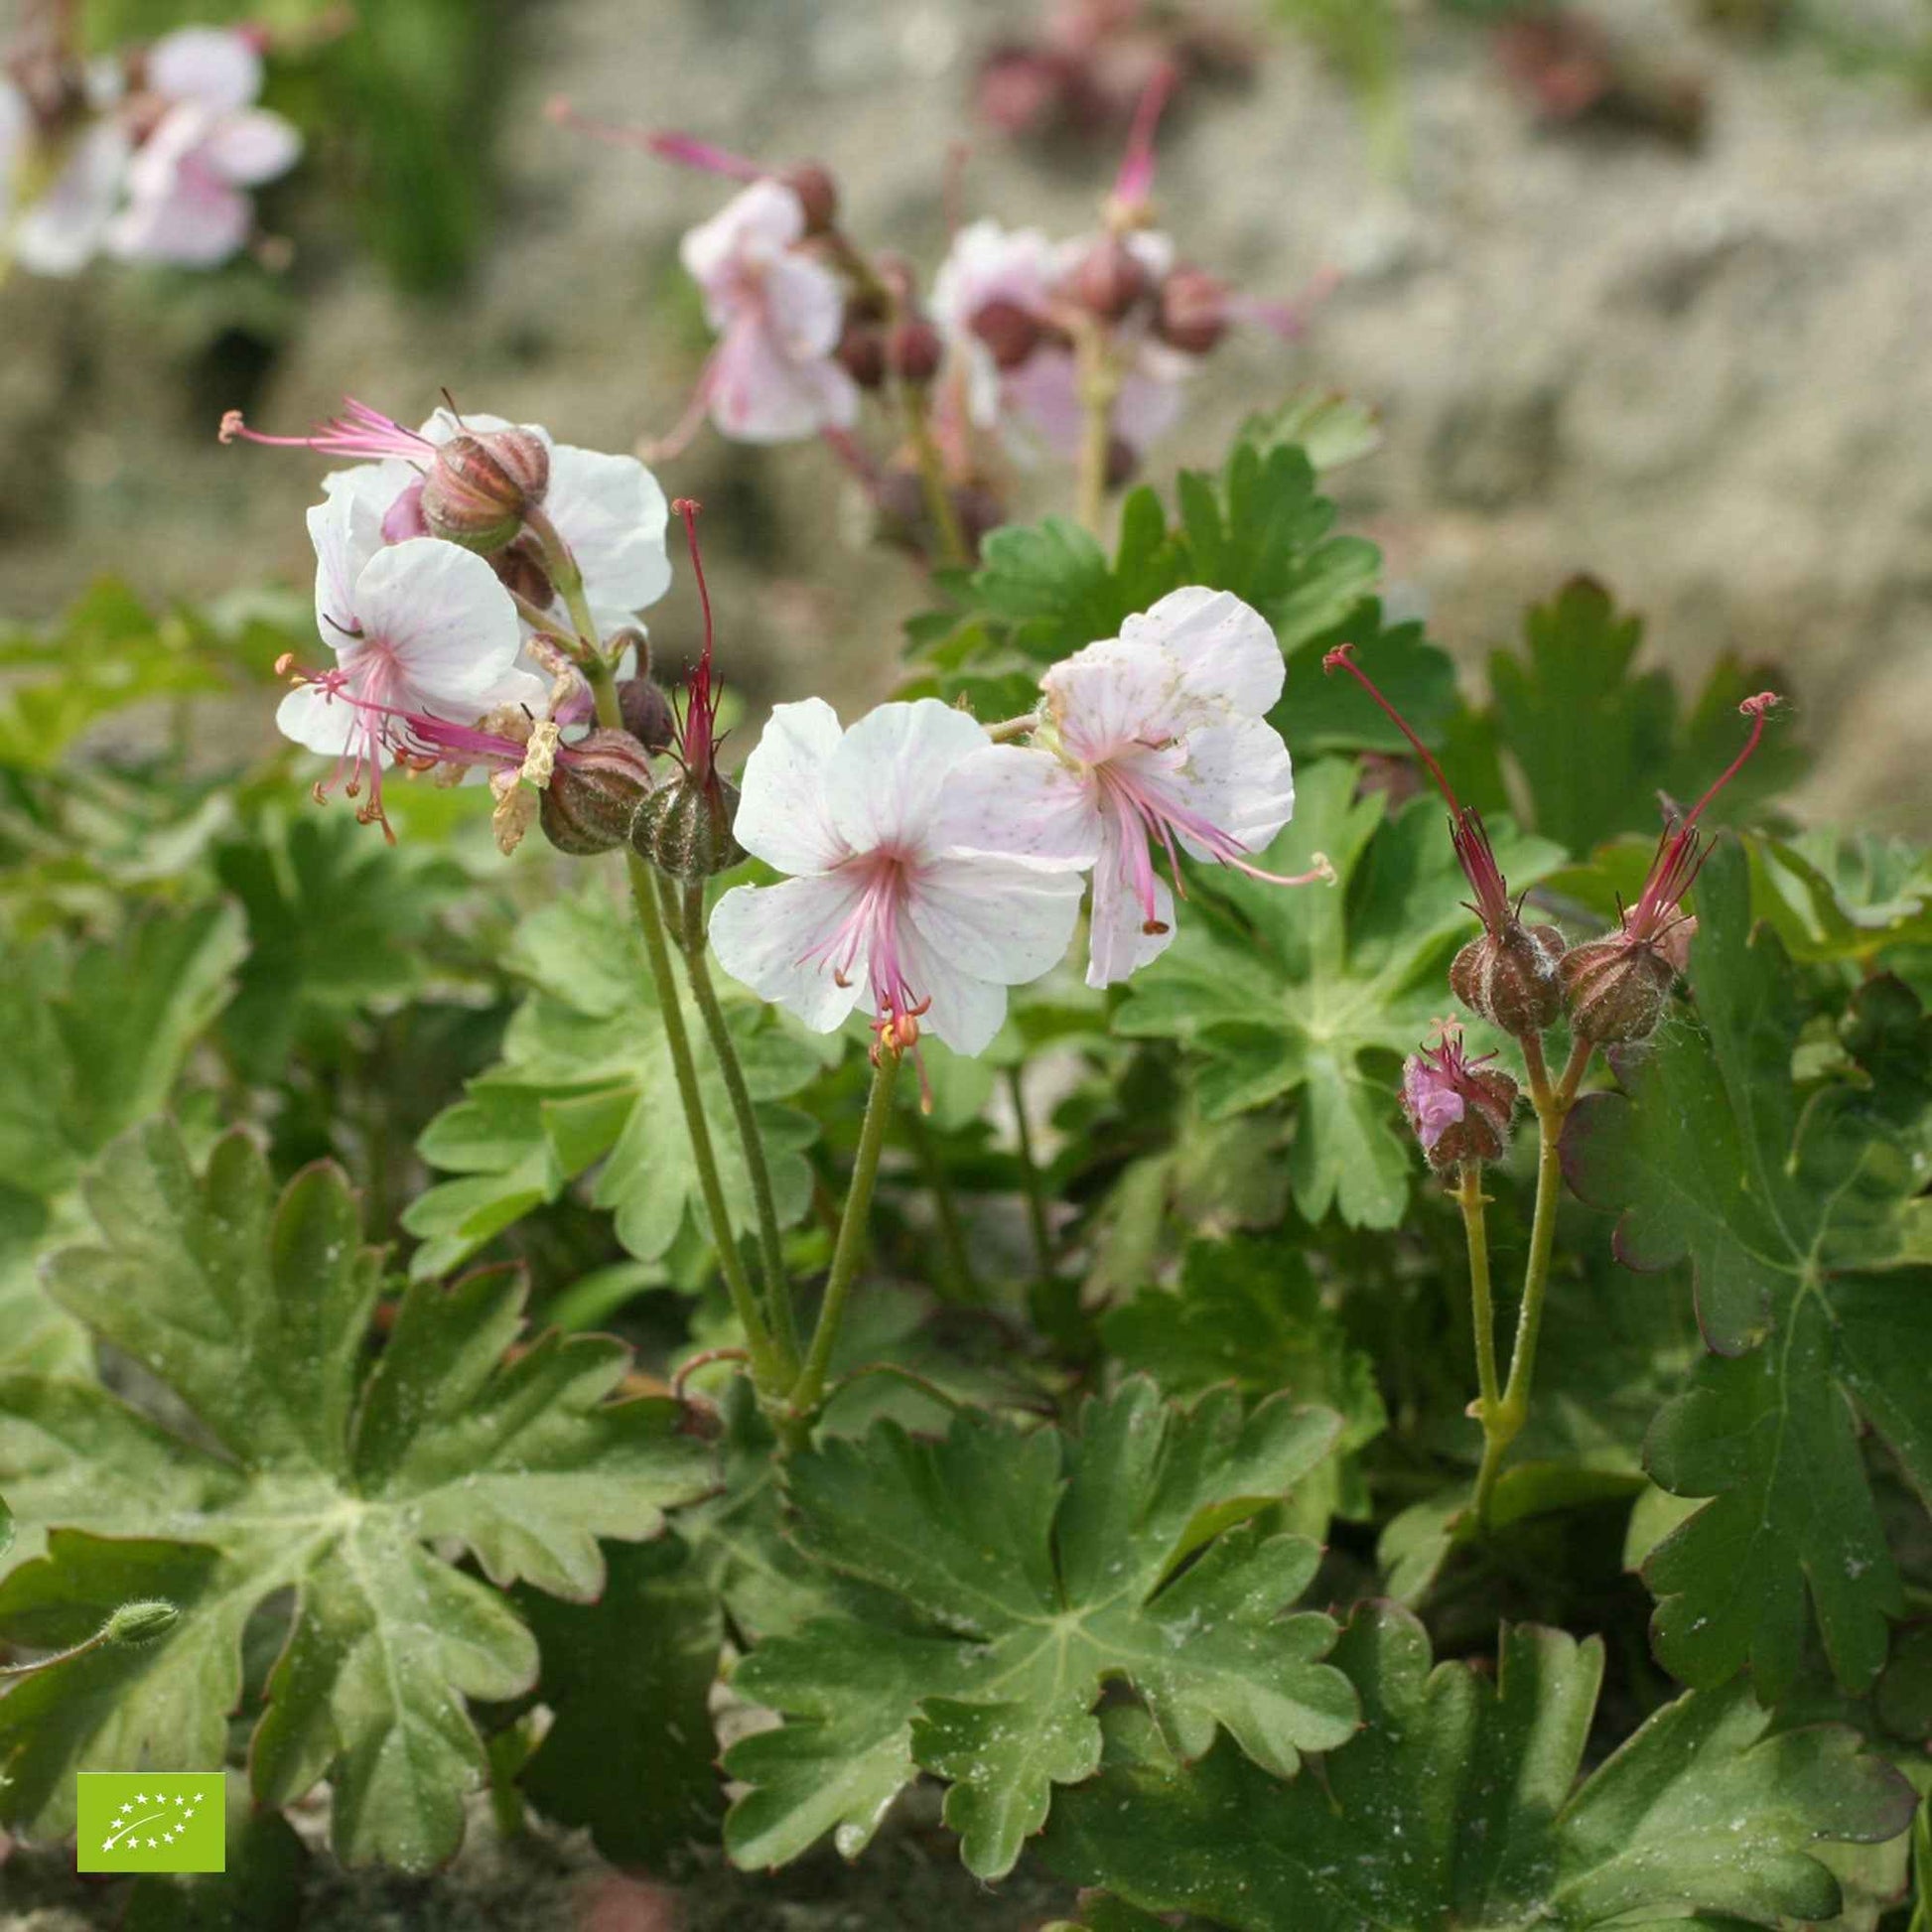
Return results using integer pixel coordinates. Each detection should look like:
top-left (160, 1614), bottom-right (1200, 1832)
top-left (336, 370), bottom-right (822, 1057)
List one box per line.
top-left (1561, 838), bottom-right (1932, 1697)
top-left (1117, 760), bottom-right (1563, 1228)
top-left (723, 1379), bottom-right (1356, 1881)
top-left (405, 881), bottom-right (829, 1277)
top-left (0, 1119), bottom-right (713, 1869)
top-left (1045, 1600), bottom-right (1916, 1930)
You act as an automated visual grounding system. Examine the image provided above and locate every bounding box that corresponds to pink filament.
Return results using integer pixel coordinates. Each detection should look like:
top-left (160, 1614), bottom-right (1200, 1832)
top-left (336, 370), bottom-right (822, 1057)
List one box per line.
top-left (1112, 62), bottom-right (1177, 209)
top-left (219, 397), bottom-right (431, 463)
top-left (546, 99), bottom-right (763, 181)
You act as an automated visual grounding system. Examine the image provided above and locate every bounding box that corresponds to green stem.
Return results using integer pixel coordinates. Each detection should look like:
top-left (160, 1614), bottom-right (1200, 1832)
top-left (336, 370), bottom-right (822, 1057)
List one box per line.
top-left (583, 655), bottom-right (784, 1394)
top-left (674, 875), bottom-right (801, 1373)
top-left (525, 505), bottom-right (604, 661)
top-left (903, 1099), bottom-right (979, 1304)
top-left (1472, 1033), bottom-right (1594, 1531)
top-left (1455, 1162), bottom-right (1500, 1419)
top-left (1008, 1065), bottom-right (1055, 1289)
top-left (1073, 321), bottom-right (1120, 539)
top-left (899, 381), bottom-right (971, 570)
top-left (790, 1047), bottom-right (902, 1422)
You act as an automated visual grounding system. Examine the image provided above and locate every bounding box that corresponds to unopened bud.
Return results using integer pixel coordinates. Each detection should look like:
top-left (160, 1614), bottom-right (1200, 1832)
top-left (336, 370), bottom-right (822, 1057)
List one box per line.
top-left (491, 534), bottom-right (555, 609)
top-left (422, 427), bottom-right (551, 553)
top-left (1104, 435), bottom-right (1139, 490)
top-left (632, 771), bottom-right (745, 881)
top-left (1449, 921), bottom-right (1566, 1035)
top-left (1402, 1038), bottom-right (1519, 1173)
top-left (1559, 936), bottom-right (1678, 1044)
top-left (782, 161), bottom-right (839, 235)
top-left (835, 320), bottom-right (888, 389)
top-left (1157, 266), bottom-right (1230, 354)
top-left (887, 317), bottom-right (944, 386)
top-left (1069, 234), bottom-right (1151, 324)
top-left (539, 730), bottom-right (655, 857)
top-left (106, 1599), bottom-right (179, 1646)
top-left (971, 298), bottom-right (1043, 371)
top-left (618, 675), bottom-right (676, 754)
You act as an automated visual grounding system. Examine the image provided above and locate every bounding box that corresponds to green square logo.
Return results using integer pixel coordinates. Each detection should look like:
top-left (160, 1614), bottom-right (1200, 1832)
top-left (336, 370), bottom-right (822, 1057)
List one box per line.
top-left (75, 1772), bottom-right (225, 1873)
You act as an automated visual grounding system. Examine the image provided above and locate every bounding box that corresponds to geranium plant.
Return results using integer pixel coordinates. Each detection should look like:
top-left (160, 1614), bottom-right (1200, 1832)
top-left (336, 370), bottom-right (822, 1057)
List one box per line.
top-left (2, 44), bottom-right (1929, 1932)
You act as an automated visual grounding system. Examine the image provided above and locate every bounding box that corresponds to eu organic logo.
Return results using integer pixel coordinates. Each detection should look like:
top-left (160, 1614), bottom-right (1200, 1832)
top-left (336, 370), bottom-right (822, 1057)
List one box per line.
top-left (75, 1773), bottom-right (224, 1873)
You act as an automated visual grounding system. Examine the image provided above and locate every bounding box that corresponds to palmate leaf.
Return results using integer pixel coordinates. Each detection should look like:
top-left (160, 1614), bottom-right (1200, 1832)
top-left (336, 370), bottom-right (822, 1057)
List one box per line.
top-left (724, 1380), bottom-right (1357, 1881)
top-left (1562, 839), bottom-right (1932, 1699)
top-left (1044, 1601), bottom-right (1916, 1931)
top-left (405, 881), bottom-right (829, 1277)
top-left (1116, 759), bottom-right (1563, 1227)
top-left (0, 1120), bottom-right (713, 1869)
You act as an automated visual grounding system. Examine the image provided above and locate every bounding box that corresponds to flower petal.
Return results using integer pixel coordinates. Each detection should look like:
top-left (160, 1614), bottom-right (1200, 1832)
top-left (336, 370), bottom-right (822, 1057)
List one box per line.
top-left (891, 920), bottom-right (1009, 1057)
top-left (1165, 717), bottom-right (1296, 863)
top-left (13, 120), bottom-right (128, 276)
top-left (928, 745), bottom-right (1101, 869)
top-left (762, 247), bottom-right (848, 362)
top-left (1041, 634), bottom-right (1190, 763)
top-left (546, 443), bottom-right (672, 628)
top-left (823, 700), bottom-right (991, 858)
top-left (708, 318), bottom-right (858, 443)
top-left (275, 681), bottom-right (355, 757)
top-left (707, 875), bottom-right (866, 1035)
top-left (681, 178), bottom-right (804, 304)
top-left (309, 489), bottom-right (384, 645)
top-left (1085, 818), bottom-right (1176, 990)
top-left (351, 539), bottom-right (524, 699)
top-left (147, 27), bottom-right (262, 113)
top-left (199, 108), bottom-right (301, 186)
top-left (1123, 588), bottom-right (1283, 718)
top-left (907, 852), bottom-right (1084, 986)
top-left (732, 698), bottom-right (848, 876)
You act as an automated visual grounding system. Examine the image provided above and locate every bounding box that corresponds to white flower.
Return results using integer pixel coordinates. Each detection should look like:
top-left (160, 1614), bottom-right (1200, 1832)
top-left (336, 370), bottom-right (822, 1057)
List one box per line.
top-left (679, 178), bottom-right (859, 445)
top-left (961, 588), bottom-right (1319, 989)
top-left (107, 29), bottom-right (300, 267)
top-left (1, 68), bottom-right (129, 277)
top-left (707, 698), bottom-right (1086, 1056)
top-left (276, 489), bottom-right (544, 835)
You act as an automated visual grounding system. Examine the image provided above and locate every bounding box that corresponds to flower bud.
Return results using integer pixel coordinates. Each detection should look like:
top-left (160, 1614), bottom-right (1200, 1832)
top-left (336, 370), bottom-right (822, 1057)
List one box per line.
top-left (421, 427), bottom-right (551, 553)
top-left (618, 675), bottom-right (677, 755)
top-left (106, 1598), bottom-right (180, 1646)
top-left (1105, 434), bottom-right (1139, 490)
top-left (836, 320), bottom-right (888, 389)
top-left (1558, 937), bottom-right (1678, 1045)
top-left (539, 729), bottom-right (655, 857)
top-left (971, 298), bottom-right (1043, 371)
top-left (1401, 1034), bottom-right (1519, 1173)
top-left (1449, 921), bottom-right (1566, 1036)
top-left (1157, 266), bottom-right (1230, 354)
top-left (1069, 234), bottom-right (1152, 324)
top-left (782, 161), bottom-right (839, 235)
top-left (491, 534), bottom-right (555, 610)
top-left (887, 316), bottom-right (944, 386)
top-left (632, 770), bottom-right (745, 881)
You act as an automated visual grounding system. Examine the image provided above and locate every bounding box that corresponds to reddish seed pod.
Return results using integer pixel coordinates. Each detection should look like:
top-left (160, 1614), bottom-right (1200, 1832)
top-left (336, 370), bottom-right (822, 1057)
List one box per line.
top-left (422, 427), bottom-right (551, 553)
top-left (887, 317), bottom-right (944, 385)
top-left (835, 320), bottom-right (888, 389)
top-left (1104, 434), bottom-right (1139, 490)
top-left (539, 730), bottom-right (654, 857)
top-left (1449, 921), bottom-right (1567, 1035)
top-left (1157, 266), bottom-right (1231, 354)
top-left (782, 161), bottom-right (839, 235)
top-left (1559, 937), bottom-right (1678, 1044)
top-left (633, 771), bottom-right (745, 881)
top-left (1069, 234), bottom-right (1152, 323)
top-left (970, 298), bottom-right (1043, 371)
top-left (617, 674), bottom-right (676, 755)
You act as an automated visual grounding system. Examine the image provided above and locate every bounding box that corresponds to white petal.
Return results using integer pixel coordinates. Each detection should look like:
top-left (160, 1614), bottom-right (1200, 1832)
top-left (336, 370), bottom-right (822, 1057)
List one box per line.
top-left (822, 700), bottom-right (990, 858)
top-left (891, 921), bottom-right (1008, 1057)
top-left (546, 443), bottom-right (671, 628)
top-left (928, 745), bottom-right (1100, 868)
top-left (680, 178), bottom-right (804, 302)
top-left (732, 698), bottom-right (848, 876)
top-left (1168, 717), bottom-right (1296, 862)
top-left (148, 28), bottom-right (262, 113)
top-left (707, 876), bottom-right (865, 1035)
top-left (109, 165), bottom-right (250, 266)
top-left (13, 121), bottom-right (128, 276)
top-left (1086, 820), bottom-right (1176, 990)
top-left (309, 490), bottom-right (383, 644)
top-left (929, 219), bottom-right (1055, 331)
top-left (352, 539), bottom-right (523, 699)
top-left (1041, 635), bottom-right (1190, 763)
top-left (1124, 588), bottom-right (1284, 718)
top-left (762, 247), bottom-right (848, 361)
top-left (200, 108), bottom-right (301, 186)
top-left (708, 318), bottom-right (857, 443)
top-left (908, 853), bottom-right (1083, 986)
top-left (275, 681), bottom-right (355, 757)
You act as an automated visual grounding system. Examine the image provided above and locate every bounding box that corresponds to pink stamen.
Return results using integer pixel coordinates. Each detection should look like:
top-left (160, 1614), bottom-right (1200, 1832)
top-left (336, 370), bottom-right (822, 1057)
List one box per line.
top-left (1112, 61), bottom-right (1177, 211)
top-left (669, 498), bottom-right (724, 782)
top-left (795, 849), bottom-right (932, 1085)
top-left (219, 397), bottom-right (432, 464)
top-left (545, 98), bottom-right (764, 180)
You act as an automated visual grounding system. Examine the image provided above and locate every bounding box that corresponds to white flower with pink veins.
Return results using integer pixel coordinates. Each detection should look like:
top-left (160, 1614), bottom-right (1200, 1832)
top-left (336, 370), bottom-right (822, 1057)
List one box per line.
top-left (707, 699), bottom-right (1087, 1058)
top-left (108, 28), bottom-right (300, 267)
top-left (679, 177), bottom-right (859, 445)
top-left (276, 486), bottom-right (546, 836)
top-left (959, 588), bottom-right (1327, 989)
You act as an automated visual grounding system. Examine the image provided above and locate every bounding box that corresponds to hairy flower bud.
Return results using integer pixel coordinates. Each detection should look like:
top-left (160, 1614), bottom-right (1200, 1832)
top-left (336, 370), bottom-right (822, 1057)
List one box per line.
top-left (1069, 233), bottom-right (1152, 323)
top-left (538, 729), bottom-right (654, 856)
top-left (887, 316), bottom-right (944, 385)
top-left (1558, 937), bottom-right (1678, 1045)
top-left (1449, 921), bottom-right (1567, 1035)
top-left (782, 161), bottom-right (839, 235)
top-left (421, 427), bottom-right (551, 553)
top-left (632, 770), bottom-right (745, 880)
top-left (971, 297), bottom-right (1043, 371)
top-left (618, 674), bottom-right (677, 754)
top-left (106, 1598), bottom-right (180, 1646)
top-left (1402, 1033), bottom-right (1519, 1173)
top-left (1156, 266), bottom-right (1230, 354)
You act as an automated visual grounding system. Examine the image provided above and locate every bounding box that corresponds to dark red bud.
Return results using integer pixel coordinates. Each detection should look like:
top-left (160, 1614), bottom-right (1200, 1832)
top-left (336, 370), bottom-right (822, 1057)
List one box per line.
top-left (887, 317), bottom-right (944, 385)
top-left (782, 162), bottom-right (839, 235)
top-left (1157, 266), bottom-right (1230, 354)
top-left (617, 675), bottom-right (676, 755)
top-left (1558, 937), bottom-right (1678, 1044)
top-left (539, 730), bottom-right (655, 857)
top-left (1449, 921), bottom-right (1566, 1035)
top-left (835, 320), bottom-right (888, 389)
top-left (970, 298), bottom-right (1043, 371)
top-left (1425, 1067), bottom-right (1520, 1172)
top-left (491, 536), bottom-right (555, 610)
top-left (1069, 234), bottom-right (1152, 323)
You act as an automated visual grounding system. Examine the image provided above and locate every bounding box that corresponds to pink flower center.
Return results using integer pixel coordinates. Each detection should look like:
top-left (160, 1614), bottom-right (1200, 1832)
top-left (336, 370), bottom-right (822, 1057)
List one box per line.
top-left (799, 848), bottom-right (930, 1047)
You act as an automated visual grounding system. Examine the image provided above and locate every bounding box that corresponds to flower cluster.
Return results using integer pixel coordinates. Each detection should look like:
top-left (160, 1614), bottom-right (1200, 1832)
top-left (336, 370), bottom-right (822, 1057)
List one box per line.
top-left (2, 21), bottom-right (300, 275)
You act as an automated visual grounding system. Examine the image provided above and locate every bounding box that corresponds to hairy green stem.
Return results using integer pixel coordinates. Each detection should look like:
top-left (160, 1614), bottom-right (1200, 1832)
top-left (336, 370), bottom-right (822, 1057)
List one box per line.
top-left (1455, 1162), bottom-right (1500, 1421)
top-left (674, 875), bottom-right (801, 1370)
top-left (790, 1047), bottom-right (901, 1423)
top-left (1073, 322), bottom-right (1120, 538)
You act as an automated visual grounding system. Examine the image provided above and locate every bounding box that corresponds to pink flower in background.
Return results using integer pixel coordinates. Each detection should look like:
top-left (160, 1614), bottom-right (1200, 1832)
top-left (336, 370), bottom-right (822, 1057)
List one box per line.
top-left (964, 589), bottom-right (1325, 988)
top-left (108, 28), bottom-right (299, 266)
top-left (708, 699), bottom-right (1085, 1057)
top-left (0, 67), bottom-right (129, 275)
top-left (276, 490), bottom-right (544, 836)
top-left (673, 178), bottom-right (859, 448)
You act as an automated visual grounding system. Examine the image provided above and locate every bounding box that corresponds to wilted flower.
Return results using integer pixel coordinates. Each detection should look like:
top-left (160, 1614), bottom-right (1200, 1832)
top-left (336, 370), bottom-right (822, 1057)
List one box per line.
top-left (107, 27), bottom-right (300, 266)
top-left (977, 589), bottom-right (1327, 988)
top-left (707, 698), bottom-right (1086, 1058)
top-left (1401, 1029), bottom-right (1519, 1173)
